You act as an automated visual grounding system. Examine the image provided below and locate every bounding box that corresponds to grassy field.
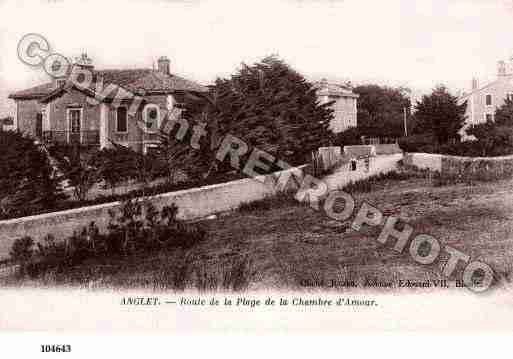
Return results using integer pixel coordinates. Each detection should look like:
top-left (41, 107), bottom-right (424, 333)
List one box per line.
top-left (5, 173), bottom-right (513, 292)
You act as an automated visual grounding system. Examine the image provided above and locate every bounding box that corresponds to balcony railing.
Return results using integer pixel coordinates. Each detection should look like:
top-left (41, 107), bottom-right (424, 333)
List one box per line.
top-left (43, 130), bottom-right (100, 146)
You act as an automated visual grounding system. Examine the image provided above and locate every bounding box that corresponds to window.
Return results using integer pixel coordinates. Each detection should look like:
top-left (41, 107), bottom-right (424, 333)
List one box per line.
top-left (485, 113), bottom-right (493, 122)
top-left (56, 79), bottom-right (66, 87)
top-left (507, 93), bottom-right (513, 101)
top-left (486, 94), bottom-right (493, 106)
top-left (350, 159), bottom-right (357, 171)
top-left (36, 113), bottom-right (43, 138)
top-left (142, 104), bottom-right (161, 133)
top-left (68, 109), bottom-right (81, 133)
top-left (116, 107), bottom-right (128, 133)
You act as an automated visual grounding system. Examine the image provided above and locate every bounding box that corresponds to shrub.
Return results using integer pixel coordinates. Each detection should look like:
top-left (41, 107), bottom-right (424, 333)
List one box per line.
top-left (237, 191), bottom-right (302, 213)
top-left (341, 170), bottom-right (421, 194)
top-left (91, 144), bottom-right (168, 193)
top-left (238, 198), bottom-right (273, 212)
top-left (48, 144), bottom-right (99, 202)
top-left (332, 127), bottom-right (363, 147)
top-left (398, 134), bottom-right (436, 153)
top-left (0, 163), bottom-right (247, 221)
top-left (431, 157), bottom-right (513, 187)
top-left (10, 200), bottom-right (208, 278)
top-left (9, 236), bottom-right (35, 264)
top-left (401, 122), bottom-right (513, 158)
top-left (0, 131), bottom-right (66, 219)
top-left (466, 123), bottom-right (513, 157)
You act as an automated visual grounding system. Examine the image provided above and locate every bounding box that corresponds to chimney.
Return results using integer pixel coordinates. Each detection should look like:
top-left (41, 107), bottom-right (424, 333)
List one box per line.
top-left (73, 53), bottom-right (94, 70)
top-left (318, 78), bottom-right (330, 104)
top-left (498, 60), bottom-right (507, 77)
top-left (60, 53), bottom-right (94, 89)
top-left (320, 78), bottom-right (329, 90)
top-left (472, 77), bottom-right (479, 90)
top-left (157, 56), bottom-right (170, 75)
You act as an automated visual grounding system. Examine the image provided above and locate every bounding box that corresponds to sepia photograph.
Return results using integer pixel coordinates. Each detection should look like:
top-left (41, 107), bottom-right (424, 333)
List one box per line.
top-left (1, 0), bottom-right (513, 350)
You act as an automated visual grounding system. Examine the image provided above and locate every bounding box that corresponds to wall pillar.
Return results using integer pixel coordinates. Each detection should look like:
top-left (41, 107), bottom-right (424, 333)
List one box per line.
top-left (14, 102), bottom-right (18, 131)
top-left (43, 103), bottom-right (51, 131)
top-left (100, 103), bottom-right (109, 149)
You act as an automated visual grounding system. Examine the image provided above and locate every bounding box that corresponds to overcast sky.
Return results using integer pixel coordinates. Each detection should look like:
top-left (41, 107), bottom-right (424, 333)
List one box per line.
top-left (1, 0), bottom-right (513, 98)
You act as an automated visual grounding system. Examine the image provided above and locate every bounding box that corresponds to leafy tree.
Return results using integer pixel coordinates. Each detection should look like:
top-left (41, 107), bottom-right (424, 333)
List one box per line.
top-left (0, 131), bottom-right (65, 219)
top-left (91, 143), bottom-right (165, 194)
top-left (413, 85), bottom-right (467, 144)
top-left (51, 144), bottom-right (97, 202)
top-left (156, 101), bottom-right (210, 182)
top-left (179, 56), bottom-right (333, 178)
top-left (332, 127), bottom-right (363, 147)
top-left (494, 96), bottom-right (513, 127)
top-left (466, 121), bottom-right (513, 156)
top-left (352, 84), bottom-right (411, 139)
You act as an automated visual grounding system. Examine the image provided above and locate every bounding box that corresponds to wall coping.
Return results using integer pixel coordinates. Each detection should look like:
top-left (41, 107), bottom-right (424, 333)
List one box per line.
top-left (408, 152), bottom-right (513, 161)
top-left (0, 165), bottom-right (308, 226)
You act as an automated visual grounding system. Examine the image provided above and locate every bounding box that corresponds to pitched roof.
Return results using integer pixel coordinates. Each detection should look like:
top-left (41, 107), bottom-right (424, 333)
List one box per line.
top-left (459, 74), bottom-right (513, 101)
top-left (8, 83), bottom-right (55, 100)
top-left (9, 68), bottom-right (207, 100)
top-left (121, 70), bottom-right (207, 93)
top-left (313, 80), bottom-right (359, 99)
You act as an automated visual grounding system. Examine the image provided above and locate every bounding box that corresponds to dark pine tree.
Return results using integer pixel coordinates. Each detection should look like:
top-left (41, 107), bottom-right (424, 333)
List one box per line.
top-left (180, 55), bottom-right (333, 179)
top-left (494, 96), bottom-right (513, 127)
top-left (414, 85), bottom-right (467, 144)
top-left (0, 131), bottom-right (66, 219)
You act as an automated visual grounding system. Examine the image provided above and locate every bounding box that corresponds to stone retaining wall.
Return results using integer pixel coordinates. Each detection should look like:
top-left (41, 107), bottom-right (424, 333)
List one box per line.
top-left (0, 154), bottom-right (404, 261)
top-left (405, 152), bottom-right (513, 180)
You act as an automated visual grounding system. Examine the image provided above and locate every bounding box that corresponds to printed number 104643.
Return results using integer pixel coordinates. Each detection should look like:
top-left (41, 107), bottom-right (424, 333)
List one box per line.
top-left (41, 345), bottom-right (71, 353)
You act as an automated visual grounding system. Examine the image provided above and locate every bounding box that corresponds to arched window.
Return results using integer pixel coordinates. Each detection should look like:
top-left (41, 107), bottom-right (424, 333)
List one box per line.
top-left (116, 107), bottom-right (128, 133)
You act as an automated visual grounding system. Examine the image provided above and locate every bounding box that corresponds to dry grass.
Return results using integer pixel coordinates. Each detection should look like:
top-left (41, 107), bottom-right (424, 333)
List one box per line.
top-left (5, 175), bottom-right (513, 292)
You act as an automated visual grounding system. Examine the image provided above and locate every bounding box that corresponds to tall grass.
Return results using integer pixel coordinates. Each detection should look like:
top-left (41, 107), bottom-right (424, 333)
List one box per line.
top-left (340, 169), bottom-right (420, 194)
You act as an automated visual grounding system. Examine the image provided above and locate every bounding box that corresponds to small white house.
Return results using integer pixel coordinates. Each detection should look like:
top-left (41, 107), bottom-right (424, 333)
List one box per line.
top-left (314, 78), bottom-right (359, 134)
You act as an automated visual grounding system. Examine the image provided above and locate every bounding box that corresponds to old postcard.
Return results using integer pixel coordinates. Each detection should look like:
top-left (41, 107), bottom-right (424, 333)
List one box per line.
top-left (1, 0), bottom-right (513, 348)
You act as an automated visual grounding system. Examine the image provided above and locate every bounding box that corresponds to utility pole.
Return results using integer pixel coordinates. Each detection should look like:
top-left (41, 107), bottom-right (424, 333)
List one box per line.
top-left (403, 106), bottom-right (408, 137)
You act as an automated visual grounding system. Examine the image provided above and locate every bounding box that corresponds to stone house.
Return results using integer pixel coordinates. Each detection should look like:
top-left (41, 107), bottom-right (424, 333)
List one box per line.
top-left (458, 57), bottom-right (513, 138)
top-left (8, 55), bottom-right (207, 153)
top-left (314, 78), bottom-right (359, 133)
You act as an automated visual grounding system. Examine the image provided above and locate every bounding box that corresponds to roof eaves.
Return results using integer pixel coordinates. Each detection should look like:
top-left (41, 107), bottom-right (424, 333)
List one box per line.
top-left (458, 76), bottom-right (513, 100)
top-left (8, 92), bottom-right (48, 100)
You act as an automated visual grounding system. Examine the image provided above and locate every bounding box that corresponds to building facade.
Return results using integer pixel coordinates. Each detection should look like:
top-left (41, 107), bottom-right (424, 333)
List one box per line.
top-left (314, 79), bottom-right (359, 134)
top-left (459, 58), bottom-right (513, 137)
top-left (9, 55), bottom-right (207, 153)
